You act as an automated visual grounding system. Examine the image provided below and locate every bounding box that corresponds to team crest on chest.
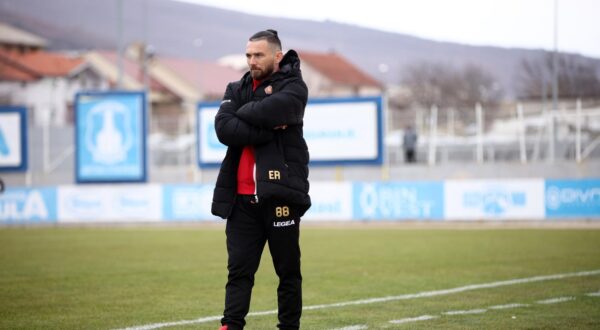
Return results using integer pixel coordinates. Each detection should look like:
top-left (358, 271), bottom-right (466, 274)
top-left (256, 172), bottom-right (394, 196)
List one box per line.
top-left (265, 85), bottom-right (273, 94)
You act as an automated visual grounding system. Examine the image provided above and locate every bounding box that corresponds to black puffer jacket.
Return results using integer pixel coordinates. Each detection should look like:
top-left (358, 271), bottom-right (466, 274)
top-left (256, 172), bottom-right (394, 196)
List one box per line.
top-left (211, 50), bottom-right (311, 219)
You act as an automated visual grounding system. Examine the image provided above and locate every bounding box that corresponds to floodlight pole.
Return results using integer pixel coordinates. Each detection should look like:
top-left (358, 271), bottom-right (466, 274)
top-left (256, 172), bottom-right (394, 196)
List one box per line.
top-left (117, 0), bottom-right (124, 89)
top-left (382, 89), bottom-right (390, 179)
top-left (552, 0), bottom-right (559, 113)
top-left (550, 0), bottom-right (559, 162)
top-left (517, 103), bottom-right (527, 164)
top-left (476, 103), bottom-right (484, 164)
top-left (142, 0), bottom-right (150, 92)
top-left (575, 99), bottom-right (582, 163)
top-left (191, 37), bottom-right (204, 182)
top-left (428, 105), bottom-right (438, 166)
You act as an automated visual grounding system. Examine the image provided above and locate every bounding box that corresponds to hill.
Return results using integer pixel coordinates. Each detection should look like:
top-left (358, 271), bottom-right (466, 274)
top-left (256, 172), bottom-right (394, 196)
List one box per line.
top-left (1, 0), bottom-right (599, 97)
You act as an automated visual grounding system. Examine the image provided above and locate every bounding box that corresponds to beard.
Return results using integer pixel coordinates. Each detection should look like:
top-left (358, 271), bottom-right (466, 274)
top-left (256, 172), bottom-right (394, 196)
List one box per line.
top-left (250, 61), bottom-right (275, 80)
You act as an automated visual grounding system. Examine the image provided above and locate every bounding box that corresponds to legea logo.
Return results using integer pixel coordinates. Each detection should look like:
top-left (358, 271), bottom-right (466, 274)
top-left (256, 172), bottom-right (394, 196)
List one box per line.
top-left (85, 101), bottom-right (133, 165)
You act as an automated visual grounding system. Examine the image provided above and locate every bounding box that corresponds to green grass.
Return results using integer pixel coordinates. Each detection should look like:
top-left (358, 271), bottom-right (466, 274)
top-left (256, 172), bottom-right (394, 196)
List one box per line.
top-left (1, 226), bottom-right (600, 329)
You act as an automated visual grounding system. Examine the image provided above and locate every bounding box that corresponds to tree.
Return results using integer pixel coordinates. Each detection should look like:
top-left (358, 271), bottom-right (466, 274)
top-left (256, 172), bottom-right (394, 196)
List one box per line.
top-left (401, 61), bottom-right (502, 109)
top-left (456, 64), bottom-right (503, 108)
top-left (517, 52), bottom-right (600, 99)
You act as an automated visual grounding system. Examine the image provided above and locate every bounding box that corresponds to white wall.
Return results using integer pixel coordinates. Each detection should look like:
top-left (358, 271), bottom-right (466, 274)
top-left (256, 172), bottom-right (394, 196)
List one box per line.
top-left (0, 69), bottom-right (108, 126)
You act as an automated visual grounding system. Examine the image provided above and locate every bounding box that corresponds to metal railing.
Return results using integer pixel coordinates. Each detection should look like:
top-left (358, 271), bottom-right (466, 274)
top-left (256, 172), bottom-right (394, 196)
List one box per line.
top-left (391, 100), bottom-right (600, 165)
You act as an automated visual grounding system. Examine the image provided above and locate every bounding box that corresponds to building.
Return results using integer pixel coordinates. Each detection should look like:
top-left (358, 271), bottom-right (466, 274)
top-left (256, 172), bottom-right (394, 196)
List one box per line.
top-left (298, 50), bottom-right (382, 97)
top-left (0, 23), bottom-right (107, 126)
top-left (0, 48), bottom-right (106, 126)
top-left (86, 44), bottom-right (240, 134)
top-left (0, 22), bottom-right (47, 53)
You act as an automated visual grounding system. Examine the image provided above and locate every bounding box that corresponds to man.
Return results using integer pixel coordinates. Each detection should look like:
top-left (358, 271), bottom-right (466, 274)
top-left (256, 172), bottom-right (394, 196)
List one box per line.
top-left (403, 125), bottom-right (418, 163)
top-left (212, 29), bottom-right (311, 330)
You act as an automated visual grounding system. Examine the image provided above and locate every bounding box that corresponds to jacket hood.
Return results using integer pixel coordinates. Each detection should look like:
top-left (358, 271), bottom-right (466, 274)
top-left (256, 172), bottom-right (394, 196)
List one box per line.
top-left (277, 49), bottom-right (302, 77)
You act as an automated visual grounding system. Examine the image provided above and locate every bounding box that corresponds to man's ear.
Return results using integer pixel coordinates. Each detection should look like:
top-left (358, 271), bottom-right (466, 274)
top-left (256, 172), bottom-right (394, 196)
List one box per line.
top-left (274, 50), bottom-right (284, 65)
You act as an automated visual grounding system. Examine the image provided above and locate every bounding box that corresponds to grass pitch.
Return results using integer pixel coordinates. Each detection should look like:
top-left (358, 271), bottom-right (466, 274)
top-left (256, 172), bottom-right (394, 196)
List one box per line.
top-left (1, 225), bottom-right (600, 329)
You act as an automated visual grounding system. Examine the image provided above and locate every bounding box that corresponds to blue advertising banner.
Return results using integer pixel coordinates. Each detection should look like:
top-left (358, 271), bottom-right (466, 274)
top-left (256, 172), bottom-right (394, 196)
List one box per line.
top-left (75, 91), bottom-right (147, 183)
top-left (0, 187), bottom-right (57, 224)
top-left (0, 106), bottom-right (28, 172)
top-left (196, 102), bottom-right (225, 167)
top-left (163, 184), bottom-right (217, 221)
top-left (57, 185), bottom-right (162, 222)
top-left (197, 96), bottom-right (384, 167)
top-left (444, 179), bottom-right (545, 220)
top-left (545, 179), bottom-right (600, 218)
top-left (352, 182), bottom-right (444, 220)
top-left (305, 96), bottom-right (383, 165)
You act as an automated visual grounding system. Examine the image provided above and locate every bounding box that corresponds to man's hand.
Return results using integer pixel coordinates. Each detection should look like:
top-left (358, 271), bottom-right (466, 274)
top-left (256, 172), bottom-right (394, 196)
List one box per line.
top-left (274, 125), bottom-right (288, 130)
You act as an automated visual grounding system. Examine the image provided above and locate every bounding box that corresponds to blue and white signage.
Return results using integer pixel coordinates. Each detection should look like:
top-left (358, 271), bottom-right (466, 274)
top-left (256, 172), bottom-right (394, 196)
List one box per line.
top-left (545, 179), bottom-right (600, 218)
top-left (75, 91), bottom-right (147, 183)
top-left (0, 106), bottom-right (28, 171)
top-left (0, 187), bottom-right (57, 223)
top-left (305, 97), bottom-right (383, 165)
top-left (352, 182), bottom-right (444, 220)
top-left (197, 96), bottom-right (383, 167)
top-left (445, 179), bottom-right (545, 220)
top-left (303, 182), bottom-right (353, 221)
top-left (3, 178), bottom-right (600, 224)
top-left (57, 185), bottom-right (161, 222)
top-left (162, 184), bottom-right (217, 221)
top-left (197, 103), bottom-right (225, 166)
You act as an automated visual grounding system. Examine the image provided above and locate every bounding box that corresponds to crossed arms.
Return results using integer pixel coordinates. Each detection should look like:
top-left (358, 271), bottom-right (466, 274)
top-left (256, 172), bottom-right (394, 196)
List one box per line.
top-left (214, 80), bottom-right (308, 147)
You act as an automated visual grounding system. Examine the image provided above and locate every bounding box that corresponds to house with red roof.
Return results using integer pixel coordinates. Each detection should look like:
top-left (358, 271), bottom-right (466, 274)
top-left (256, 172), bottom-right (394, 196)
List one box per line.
top-left (298, 51), bottom-right (383, 97)
top-left (0, 48), bottom-right (106, 126)
top-left (0, 23), bottom-right (108, 126)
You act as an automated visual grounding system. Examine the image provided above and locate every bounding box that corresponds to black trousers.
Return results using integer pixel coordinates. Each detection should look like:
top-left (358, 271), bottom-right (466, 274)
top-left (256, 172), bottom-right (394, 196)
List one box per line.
top-left (222, 195), bottom-right (302, 330)
top-left (405, 148), bottom-right (416, 163)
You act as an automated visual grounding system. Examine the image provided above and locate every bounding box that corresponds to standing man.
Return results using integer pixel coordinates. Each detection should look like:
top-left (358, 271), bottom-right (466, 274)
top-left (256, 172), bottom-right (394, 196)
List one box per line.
top-left (212, 30), bottom-right (311, 330)
top-left (403, 125), bottom-right (418, 163)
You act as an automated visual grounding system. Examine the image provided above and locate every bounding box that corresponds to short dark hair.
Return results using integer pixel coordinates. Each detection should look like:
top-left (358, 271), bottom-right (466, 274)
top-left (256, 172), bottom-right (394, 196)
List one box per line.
top-left (249, 29), bottom-right (282, 51)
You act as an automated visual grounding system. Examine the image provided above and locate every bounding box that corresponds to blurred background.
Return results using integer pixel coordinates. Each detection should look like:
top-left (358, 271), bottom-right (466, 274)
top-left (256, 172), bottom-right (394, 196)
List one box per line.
top-left (0, 0), bottom-right (599, 222)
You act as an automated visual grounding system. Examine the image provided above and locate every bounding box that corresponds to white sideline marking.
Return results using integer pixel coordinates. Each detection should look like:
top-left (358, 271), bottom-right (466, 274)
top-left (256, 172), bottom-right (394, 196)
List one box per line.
top-left (443, 308), bottom-right (487, 315)
top-left (389, 315), bottom-right (438, 324)
top-left (586, 291), bottom-right (600, 297)
top-left (118, 316), bottom-right (223, 330)
top-left (331, 325), bottom-right (368, 330)
top-left (388, 293), bottom-right (582, 327)
top-left (488, 303), bottom-right (529, 310)
top-left (116, 269), bottom-right (600, 330)
top-left (536, 296), bottom-right (575, 304)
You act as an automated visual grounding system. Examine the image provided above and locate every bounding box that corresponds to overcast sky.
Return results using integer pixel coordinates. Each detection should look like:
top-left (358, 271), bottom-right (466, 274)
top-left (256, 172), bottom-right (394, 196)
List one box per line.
top-left (177, 0), bottom-right (600, 58)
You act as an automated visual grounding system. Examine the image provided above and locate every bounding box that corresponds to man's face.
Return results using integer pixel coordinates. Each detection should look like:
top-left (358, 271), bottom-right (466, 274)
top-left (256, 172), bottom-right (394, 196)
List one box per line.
top-left (246, 39), bottom-right (281, 80)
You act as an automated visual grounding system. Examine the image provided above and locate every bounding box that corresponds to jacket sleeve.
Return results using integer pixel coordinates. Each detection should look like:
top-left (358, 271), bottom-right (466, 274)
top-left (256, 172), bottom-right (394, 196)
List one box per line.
top-left (235, 79), bottom-right (308, 128)
top-left (214, 83), bottom-right (274, 146)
